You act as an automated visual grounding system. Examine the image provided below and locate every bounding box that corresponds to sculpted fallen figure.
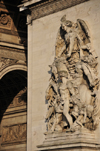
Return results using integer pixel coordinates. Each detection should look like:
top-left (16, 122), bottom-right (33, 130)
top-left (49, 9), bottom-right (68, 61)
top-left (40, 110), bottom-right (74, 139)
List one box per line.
top-left (45, 16), bottom-right (100, 134)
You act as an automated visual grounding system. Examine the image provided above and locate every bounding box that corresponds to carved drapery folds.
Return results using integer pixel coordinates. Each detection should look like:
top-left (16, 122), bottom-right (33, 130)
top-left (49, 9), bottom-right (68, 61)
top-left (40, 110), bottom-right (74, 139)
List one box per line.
top-left (45, 15), bottom-right (100, 134)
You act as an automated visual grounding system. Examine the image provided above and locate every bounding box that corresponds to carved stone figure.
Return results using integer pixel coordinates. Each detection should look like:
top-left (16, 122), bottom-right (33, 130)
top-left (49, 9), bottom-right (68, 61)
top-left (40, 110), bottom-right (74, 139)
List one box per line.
top-left (45, 16), bottom-right (100, 134)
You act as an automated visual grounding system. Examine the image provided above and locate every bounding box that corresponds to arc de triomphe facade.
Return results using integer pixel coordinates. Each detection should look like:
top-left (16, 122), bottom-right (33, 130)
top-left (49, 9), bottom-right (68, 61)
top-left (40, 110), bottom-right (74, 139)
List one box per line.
top-left (1, 0), bottom-right (100, 151)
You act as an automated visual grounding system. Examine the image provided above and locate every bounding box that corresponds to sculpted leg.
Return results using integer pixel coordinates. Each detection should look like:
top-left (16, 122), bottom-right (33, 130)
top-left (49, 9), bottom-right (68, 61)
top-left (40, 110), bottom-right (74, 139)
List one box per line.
top-left (51, 113), bottom-right (62, 132)
top-left (63, 100), bottom-right (73, 127)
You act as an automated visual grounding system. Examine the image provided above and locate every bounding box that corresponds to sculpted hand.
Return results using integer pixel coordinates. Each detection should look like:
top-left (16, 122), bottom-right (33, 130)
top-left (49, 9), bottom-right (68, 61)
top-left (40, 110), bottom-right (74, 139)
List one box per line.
top-left (67, 52), bottom-right (71, 58)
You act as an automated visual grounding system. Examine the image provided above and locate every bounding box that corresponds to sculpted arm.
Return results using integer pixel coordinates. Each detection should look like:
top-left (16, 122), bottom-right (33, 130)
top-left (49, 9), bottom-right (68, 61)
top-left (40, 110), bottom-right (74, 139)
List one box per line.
top-left (57, 45), bottom-right (66, 58)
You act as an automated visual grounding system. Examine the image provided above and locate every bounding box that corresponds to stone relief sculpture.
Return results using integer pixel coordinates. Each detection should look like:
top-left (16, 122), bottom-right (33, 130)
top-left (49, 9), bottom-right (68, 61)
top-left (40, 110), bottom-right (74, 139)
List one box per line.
top-left (45, 15), bottom-right (100, 133)
top-left (0, 57), bottom-right (26, 73)
top-left (2, 123), bottom-right (26, 144)
top-left (8, 87), bottom-right (27, 108)
top-left (0, 13), bottom-right (11, 28)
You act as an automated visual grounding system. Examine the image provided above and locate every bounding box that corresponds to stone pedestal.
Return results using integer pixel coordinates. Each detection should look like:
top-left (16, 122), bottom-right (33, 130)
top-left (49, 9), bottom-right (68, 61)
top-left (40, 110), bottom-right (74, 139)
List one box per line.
top-left (37, 129), bottom-right (100, 151)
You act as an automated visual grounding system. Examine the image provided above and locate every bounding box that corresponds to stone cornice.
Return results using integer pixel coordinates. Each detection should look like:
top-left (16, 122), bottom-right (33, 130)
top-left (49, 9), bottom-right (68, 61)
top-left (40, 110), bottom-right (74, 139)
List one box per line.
top-left (0, 45), bottom-right (26, 61)
top-left (0, 45), bottom-right (26, 53)
top-left (28, 0), bottom-right (89, 21)
top-left (0, 41), bottom-right (26, 50)
top-left (0, 28), bottom-right (27, 37)
top-left (2, 106), bottom-right (27, 117)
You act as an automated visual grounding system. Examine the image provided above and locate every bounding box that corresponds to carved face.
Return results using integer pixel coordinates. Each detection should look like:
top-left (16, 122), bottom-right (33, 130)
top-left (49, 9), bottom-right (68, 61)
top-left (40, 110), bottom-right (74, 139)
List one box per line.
top-left (56, 99), bottom-right (60, 105)
top-left (65, 20), bottom-right (72, 27)
top-left (61, 23), bottom-right (67, 31)
top-left (75, 63), bottom-right (82, 74)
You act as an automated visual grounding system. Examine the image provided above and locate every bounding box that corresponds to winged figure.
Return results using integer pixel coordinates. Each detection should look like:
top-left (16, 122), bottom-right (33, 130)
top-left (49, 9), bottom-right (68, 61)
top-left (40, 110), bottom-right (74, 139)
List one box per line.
top-left (55, 15), bottom-right (93, 59)
top-left (45, 16), bottom-right (100, 133)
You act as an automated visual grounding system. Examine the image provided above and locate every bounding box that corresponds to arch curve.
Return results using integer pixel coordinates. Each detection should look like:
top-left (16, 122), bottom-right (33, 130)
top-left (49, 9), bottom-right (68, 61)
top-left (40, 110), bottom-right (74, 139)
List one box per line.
top-left (0, 64), bottom-right (27, 79)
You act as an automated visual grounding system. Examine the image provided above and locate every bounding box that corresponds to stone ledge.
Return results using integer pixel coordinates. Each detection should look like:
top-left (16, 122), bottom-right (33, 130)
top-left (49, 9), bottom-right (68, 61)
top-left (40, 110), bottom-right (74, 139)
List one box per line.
top-left (37, 129), bottom-right (100, 151)
top-left (1, 140), bottom-right (26, 147)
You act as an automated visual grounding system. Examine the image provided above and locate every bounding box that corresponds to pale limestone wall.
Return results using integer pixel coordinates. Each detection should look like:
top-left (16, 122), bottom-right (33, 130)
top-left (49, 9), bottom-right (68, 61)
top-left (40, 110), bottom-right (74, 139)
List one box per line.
top-left (28, 0), bottom-right (100, 150)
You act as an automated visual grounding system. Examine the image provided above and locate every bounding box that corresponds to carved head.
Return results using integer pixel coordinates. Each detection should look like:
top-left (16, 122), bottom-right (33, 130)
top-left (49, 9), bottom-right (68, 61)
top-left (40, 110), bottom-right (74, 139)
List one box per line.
top-left (61, 15), bottom-right (72, 27)
top-left (61, 15), bottom-right (73, 31)
top-left (56, 97), bottom-right (61, 105)
top-left (75, 62), bottom-right (82, 74)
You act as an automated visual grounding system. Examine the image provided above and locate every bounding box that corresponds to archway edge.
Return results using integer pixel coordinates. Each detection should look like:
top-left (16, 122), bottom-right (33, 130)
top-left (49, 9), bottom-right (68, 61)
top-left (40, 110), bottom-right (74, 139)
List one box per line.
top-left (0, 64), bottom-right (27, 79)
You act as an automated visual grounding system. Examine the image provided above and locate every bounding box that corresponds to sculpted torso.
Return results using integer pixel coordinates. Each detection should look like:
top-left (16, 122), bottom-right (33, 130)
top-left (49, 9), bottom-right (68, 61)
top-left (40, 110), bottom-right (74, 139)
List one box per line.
top-left (45, 15), bottom-right (100, 133)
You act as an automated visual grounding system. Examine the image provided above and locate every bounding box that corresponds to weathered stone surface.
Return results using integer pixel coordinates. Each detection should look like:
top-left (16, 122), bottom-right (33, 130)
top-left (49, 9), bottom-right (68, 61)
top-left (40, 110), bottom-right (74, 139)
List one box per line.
top-left (38, 128), bottom-right (100, 151)
top-left (45, 17), bottom-right (99, 134)
top-left (26, 0), bottom-right (100, 150)
top-left (0, 1), bottom-right (27, 151)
